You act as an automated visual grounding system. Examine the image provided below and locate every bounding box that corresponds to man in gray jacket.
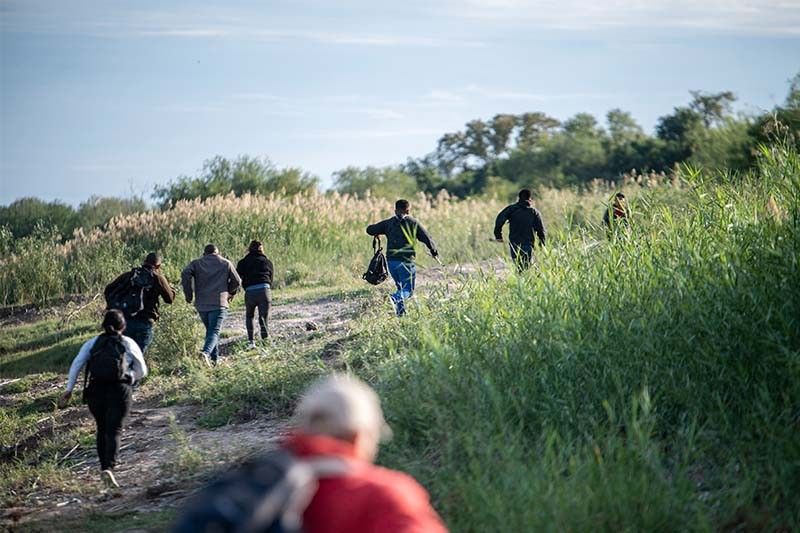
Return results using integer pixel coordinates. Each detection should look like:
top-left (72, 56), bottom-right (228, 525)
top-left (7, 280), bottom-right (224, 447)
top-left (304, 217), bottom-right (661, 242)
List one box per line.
top-left (182, 244), bottom-right (242, 365)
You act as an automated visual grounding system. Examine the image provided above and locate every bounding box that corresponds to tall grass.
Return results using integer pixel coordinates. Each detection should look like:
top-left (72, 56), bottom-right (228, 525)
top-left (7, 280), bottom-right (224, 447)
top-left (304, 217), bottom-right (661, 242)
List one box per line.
top-left (345, 144), bottom-right (800, 530)
top-left (0, 179), bottom-right (680, 306)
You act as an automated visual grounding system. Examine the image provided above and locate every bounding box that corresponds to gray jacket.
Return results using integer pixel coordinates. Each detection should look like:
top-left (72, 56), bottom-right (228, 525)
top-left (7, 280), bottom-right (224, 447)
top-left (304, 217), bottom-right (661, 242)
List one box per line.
top-left (181, 253), bottom-right (242, 312)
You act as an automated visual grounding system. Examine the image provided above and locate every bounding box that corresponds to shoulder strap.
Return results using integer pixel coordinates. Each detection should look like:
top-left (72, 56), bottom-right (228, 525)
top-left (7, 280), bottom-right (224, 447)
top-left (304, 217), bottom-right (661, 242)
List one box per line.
top-left (243, 456), bottom-right (349, 533)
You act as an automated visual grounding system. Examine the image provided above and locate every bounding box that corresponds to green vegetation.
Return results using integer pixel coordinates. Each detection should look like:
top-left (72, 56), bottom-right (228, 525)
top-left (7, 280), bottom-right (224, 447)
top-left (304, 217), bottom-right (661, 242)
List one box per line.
top-left (153, 155), bottom-right (320, 208)
top-left (342, 142), bottom-right (800, 530)
top-left (0, 196), bottom-right (147, 240)
top-left (1, 107), bottom-right (797, 529)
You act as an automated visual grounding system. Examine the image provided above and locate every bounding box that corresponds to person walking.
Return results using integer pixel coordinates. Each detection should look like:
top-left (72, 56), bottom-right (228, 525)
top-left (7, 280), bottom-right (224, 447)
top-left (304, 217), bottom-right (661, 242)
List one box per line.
top-left (181, 244), bottom-right (241, 366)
top-left (493, 188), bottom-right (546, 271)
top-left (366, 199), bottom-right (438, 316)
top-left (104, 252), bottom-right (175, 354)
top-left (174, 374), bottom-right (448, 532)
top-left (236, 240), bottom-right (274, 349)
top-left (58, 310), bottom-right (147, 489)
top-left (603, 192), bottom-right (629, 229)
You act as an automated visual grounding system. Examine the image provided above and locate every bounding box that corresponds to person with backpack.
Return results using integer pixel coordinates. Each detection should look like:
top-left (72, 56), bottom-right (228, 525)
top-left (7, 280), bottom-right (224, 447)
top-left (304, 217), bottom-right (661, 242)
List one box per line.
top-left (366, 199), bottom-right (439, 316)
top-left (57, 310), bottom-right (147, 489)
top-left (104, 252), bottom-right (176, 354)
top-left (173, 374), bottom-right (448, 533)
top-left (236, 240), bottom-right (274, 349)
top-left (493, 188), bottom-right (546, 272)
top-left (181, 244), bottom-right (241, 366)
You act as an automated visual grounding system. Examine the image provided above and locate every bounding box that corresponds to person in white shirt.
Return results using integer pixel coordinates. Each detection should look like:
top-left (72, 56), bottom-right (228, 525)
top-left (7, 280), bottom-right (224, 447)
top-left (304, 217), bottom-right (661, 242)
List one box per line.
top-left (58, 309), bottom-right (147, 488)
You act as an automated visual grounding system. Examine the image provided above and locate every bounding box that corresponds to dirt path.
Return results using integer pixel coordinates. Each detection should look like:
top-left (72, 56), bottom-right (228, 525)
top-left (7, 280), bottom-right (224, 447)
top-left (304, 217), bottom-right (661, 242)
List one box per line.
top-left (4, 262), bottom-right (508, 531)
top-left (3, 293), bottom-right (362, 531)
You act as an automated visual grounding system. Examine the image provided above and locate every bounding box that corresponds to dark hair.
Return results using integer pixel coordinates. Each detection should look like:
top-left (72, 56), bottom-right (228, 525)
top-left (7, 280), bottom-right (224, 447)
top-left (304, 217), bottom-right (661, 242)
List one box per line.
top-left (203, 244), bottom-right (218, 255)
top-left (102, 309), bottom-right (126, 335)
top-left (144, 252), bottom-right (162, 267)
top-left (248, 240), bottom-right (263, 253)
top-left (395, 199), bottom-right (410, 211)
top-left (518, 189), bottom-right (532, 201)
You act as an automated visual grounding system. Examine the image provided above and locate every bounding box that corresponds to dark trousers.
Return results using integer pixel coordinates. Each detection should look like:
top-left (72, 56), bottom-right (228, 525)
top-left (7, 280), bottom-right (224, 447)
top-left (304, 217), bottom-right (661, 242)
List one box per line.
top-left (86, 382), bottom-right (132, 470)
top-left (510, 242), bottom-right (533, 272)
top-left (124, 318), bottom-right (154, 353)
top-left (245, 288), bottom-right (272, 341)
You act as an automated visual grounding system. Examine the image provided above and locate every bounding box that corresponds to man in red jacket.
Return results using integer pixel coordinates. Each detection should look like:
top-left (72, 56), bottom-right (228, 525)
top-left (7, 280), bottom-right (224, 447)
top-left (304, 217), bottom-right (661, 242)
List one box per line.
top-left (174, 375), bottom-right (447, 533)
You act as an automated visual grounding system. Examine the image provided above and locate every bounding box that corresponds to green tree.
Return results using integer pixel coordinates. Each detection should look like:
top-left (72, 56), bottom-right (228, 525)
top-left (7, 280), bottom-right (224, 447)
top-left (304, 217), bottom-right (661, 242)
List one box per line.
top-left (488, 114), bottom-right (518, 158)
top-left (0, 197), bottom-right (77, 238)
top-left (516, 112), bottom-right (560, 150)
top-left (76, 195), bottom-right (148, 229)
top-left (333, 166), bottom-right (417, 198)
top-left (689, 90), bottom-right (737, 128)
top-left (153, 155), bottom-right (318, 207)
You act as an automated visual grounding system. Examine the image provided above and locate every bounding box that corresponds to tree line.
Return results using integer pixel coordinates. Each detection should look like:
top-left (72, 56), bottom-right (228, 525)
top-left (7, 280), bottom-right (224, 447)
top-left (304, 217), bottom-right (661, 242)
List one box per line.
top-left (2, 73), bottom-right (798, 239)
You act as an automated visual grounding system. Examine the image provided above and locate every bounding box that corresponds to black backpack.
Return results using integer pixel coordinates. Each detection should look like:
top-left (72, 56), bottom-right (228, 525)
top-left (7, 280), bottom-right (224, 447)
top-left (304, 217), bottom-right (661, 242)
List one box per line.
top-left (173, 449), bottom-right (348, 533)
top-left (362, 237), bottom-right (388, 285)
top-left (83, 334), bottom-right (127, 399)
top-left (106, 267), bottom-right (154, 318)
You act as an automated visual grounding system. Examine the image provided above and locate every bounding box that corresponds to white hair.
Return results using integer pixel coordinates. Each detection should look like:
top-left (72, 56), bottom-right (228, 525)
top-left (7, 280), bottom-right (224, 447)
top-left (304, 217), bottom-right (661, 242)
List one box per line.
top-left (294, 374), bottom-right (392, 443)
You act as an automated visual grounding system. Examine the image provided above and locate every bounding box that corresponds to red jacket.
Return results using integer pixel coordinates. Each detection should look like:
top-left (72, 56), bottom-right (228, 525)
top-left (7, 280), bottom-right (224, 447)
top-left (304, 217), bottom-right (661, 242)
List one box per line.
top-left (284, 433), bottom-right (448, 533)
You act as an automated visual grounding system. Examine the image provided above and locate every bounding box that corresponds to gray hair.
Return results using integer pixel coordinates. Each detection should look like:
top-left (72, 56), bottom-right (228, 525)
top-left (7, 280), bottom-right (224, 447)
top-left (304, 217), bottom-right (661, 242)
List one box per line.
top-left (294, 374), bottom-right (392, 442)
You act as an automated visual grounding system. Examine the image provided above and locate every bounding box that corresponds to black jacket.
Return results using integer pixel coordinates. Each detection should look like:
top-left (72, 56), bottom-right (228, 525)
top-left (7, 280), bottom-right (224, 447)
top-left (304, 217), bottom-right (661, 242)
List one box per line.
top-left (366, 215), bottom-right (438, 262)
top-left (104, 265), bottom-right (175, 322)
top-left (236, 252), bottom-right (274, 289)
top-left (494, 200), bottom-right (546, 246)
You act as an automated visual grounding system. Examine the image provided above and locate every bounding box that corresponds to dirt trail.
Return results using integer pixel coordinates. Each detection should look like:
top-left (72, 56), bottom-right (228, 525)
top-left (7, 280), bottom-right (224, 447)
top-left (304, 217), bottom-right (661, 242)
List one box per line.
top-left (3, 262), bottom-right (507, 531)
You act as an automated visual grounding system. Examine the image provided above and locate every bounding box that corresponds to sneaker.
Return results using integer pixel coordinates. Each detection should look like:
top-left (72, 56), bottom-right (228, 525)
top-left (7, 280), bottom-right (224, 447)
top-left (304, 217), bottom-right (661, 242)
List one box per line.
top-left (247, 340), bottom-right (257, 349)
top-left (200, 351), bottom-right (212, 367)
top-left (100, 469), bottom-right (119, 488)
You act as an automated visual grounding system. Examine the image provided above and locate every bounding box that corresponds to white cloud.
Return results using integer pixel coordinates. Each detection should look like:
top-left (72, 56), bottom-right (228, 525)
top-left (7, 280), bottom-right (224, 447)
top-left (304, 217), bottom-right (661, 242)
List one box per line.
top-left (445, 0), bottom-right (800, 35)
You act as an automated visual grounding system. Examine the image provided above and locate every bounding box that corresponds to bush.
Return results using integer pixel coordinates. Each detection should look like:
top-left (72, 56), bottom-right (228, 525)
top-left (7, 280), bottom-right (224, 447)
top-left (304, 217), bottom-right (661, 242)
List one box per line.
top-left (347, 144), bottom-right (800, 530)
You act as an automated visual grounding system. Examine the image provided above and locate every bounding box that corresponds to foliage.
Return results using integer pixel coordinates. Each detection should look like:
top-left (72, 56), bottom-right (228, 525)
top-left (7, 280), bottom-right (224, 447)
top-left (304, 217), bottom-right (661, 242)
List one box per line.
top-left (345, 143), bottom-right (800, 531)
top-left (0, 195), bottom-right (148, 240)
top-left (405, 76), bottom-right (800, 197)
top-left (152, 155), bottom-right (319, 208)
top-left (0, 198), bottom-right (78, 239)
top-left (2, 189), bottom-right (530, 305)
top-left (332, 166), bottom-right (417, 198)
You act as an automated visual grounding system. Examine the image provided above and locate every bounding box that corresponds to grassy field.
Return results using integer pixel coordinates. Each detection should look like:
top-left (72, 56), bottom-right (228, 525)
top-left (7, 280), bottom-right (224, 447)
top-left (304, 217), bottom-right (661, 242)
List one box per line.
top-left (2, 151), bottom-right (797, 531)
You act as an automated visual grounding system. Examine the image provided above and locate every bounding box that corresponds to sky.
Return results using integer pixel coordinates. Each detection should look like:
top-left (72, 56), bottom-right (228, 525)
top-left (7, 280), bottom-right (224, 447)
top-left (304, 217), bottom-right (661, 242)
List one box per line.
top-left (1, 0), bottom-right (799, 205)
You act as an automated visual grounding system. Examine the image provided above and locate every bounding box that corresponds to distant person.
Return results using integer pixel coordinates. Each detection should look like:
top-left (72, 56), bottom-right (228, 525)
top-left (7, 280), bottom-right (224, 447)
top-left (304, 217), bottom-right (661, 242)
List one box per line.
top-left (58, 310), bottom-right (147, 489)
top-left (493, 188), bottom-right (546, 271)
top-left (181, 244), bottom-right (241, 366)
top-left (236, 240), bottom-right (274, 349)
top-left (603, 192), bottom-right (629, 229)
top-left (366, 199), bottom-right (439, 316)
top-left (174, 374), bottom-right (448, 533)
top-left (104, 252), bottom-right (176, 354)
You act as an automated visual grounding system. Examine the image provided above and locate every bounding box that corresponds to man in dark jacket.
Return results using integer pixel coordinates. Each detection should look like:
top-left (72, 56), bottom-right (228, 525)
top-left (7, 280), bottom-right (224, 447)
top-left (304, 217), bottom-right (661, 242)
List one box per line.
top-left (104, 252), bottom-right (176, 353)
top-left (494, 189), bottom-right (546, 272)
top-left (236, 240), bottom-right (274, 348)
top-left (366, 199), bottom-right (438, 316)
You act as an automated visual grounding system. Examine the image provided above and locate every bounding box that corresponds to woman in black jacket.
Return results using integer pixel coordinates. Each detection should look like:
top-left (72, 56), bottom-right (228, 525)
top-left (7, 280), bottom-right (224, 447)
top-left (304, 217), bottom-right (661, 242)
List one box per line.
top-left (236, 240), bottom-right (274, 348)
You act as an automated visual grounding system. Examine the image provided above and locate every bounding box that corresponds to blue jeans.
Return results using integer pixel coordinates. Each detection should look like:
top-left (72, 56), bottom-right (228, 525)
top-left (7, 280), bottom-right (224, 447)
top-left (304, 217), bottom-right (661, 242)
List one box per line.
top-left (198, 308), bottom-right (228, 362)
top-left (510, 242), bottom-right (533, 272)
top-left (387, 260), bottom-right (416, 316)
top-left (124, 318), bottom-right (154, 354)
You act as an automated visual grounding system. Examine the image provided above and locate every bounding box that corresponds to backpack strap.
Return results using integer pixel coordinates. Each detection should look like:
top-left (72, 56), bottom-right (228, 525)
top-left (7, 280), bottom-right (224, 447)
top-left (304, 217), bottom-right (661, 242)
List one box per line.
top-left (243, 456), bottom-right (349, 533)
